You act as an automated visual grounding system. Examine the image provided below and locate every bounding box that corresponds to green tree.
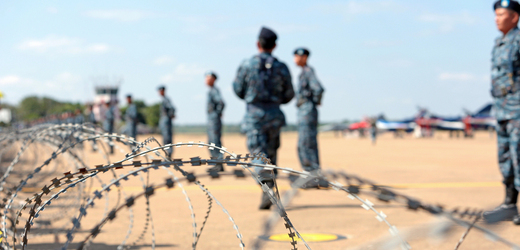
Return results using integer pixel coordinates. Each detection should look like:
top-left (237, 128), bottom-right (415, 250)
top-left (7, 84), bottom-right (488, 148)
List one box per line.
top-left (120, 100), bottom-right (147, 124)
top-left (16, 96), bottom-right (83, 121)
top-left (143, 103), bottom-right (161, 127)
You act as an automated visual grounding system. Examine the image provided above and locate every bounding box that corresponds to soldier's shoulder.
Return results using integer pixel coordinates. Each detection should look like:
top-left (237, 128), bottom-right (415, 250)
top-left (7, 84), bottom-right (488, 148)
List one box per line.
top-left (303, 65), bottom-right (315, 73)
top-left (513, 30), bottom-right (520, 42)
top-left (240, 55), bottom-right (260, 68)
top-left (494, 36), bottom-right (503, 46)
top-left (211, 87), bottom-right (220, 94)
top-left (272, 57), bottom-right (288, 69)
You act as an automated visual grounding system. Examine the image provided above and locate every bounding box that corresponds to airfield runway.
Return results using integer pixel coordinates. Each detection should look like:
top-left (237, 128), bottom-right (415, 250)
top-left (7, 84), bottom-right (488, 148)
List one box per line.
top-left (25, 131), bottom-right (520, 250)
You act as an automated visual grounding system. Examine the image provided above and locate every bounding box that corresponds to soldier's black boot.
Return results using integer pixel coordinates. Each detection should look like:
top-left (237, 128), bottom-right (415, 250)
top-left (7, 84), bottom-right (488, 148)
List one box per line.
top-left (206, 164), bottom-right (224, 173)
top-left (514, 214), bottom-right (520, 225)
top-left (301, 177), bottom-right (330, 189)
top-left (483, 183), bottom-right (518, 223)
top-left (259, 181), bottom-right (274, 210)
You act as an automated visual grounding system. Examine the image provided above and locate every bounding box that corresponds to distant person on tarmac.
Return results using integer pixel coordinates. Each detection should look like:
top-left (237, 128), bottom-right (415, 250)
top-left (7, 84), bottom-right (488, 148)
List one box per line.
top-left (125, 94), bottom-right (138, 139)
top-left (158, 85), bottom-right (176, 158)
top-left (483, 0), bottom-right (520, 225)
top-left (103, 100), bottom-right (115, 154)
top-left (205, 71), bottom-right (226, 172)
top-left (87, 105), bottom-right (98, 151)
top-left (369, 117), bottom-right (377, 145)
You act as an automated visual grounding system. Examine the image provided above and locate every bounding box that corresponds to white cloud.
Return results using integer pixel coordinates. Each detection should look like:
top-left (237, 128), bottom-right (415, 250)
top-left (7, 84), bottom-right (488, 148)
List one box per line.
top-left (419, 11), bottom-right (477, 33)
top-left (47, 7), bottom-right (58, 14)
top-left (84, 9), bottom-right (153, 22)
top-left (438, 72), bottom-right (483, 82)
top-left (160, 63), bottom-right (206, 83)
top-left (0, 75), bottom-right (21, 86)
top-left (0, 73), bottom-right (84, 103)
top-left (17, 36), bottom-right (110, 55)
top-left (153, 56), bottom-right (175, 66)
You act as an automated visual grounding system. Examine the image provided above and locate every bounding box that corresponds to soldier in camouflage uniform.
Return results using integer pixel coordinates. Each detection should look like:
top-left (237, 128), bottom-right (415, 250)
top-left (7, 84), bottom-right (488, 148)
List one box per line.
top-left (158, 86), bottom-right (176, 158)
top-left (483, 0), bottom-right (520, 225)
top-left (205, 71), bottom-right (226, 172)
top-left (74, 109), bottom-right (85, 124)
top-left (125, 94), bottom-right (138, 139)
top-left (87, 105), bottom-right (98, 151)
top-left (233, 27), bottom-right (294, 209)
top-left (293, 48), bottom-right (327, 189)
top-left (103, 100), bottom-right (115, 154)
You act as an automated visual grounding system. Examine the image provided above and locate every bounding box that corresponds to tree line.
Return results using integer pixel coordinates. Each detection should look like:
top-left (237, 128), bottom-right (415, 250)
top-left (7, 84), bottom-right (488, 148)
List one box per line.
top-left (4, 96), bottom-right (162, 128)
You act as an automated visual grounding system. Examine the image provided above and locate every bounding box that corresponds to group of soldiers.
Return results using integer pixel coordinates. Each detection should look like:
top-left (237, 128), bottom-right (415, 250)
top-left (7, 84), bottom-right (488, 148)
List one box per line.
top-left (231, 27), bottom-right (326, 209)
top-left (18, 0), bottom-right (520, 219)
top-left (147, 27), bottom-right (326, 209)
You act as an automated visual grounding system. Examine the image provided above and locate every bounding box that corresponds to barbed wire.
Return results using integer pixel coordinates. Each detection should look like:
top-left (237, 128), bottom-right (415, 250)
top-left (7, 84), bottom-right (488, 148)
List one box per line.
top-left (0, 125), bottom-right (518, 250)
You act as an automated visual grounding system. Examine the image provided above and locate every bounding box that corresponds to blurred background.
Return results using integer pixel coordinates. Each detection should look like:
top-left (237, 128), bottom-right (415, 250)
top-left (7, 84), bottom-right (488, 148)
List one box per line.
top-left (0, 0), bottom-right (498, 133)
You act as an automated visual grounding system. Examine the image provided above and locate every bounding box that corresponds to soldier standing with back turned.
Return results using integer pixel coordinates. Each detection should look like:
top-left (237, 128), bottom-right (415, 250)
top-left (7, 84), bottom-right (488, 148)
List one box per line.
top-left (483, 0), bottom-right (520, 225)
top-left (233, 27), bottom-right (294, 209)
top-left (205, 71), bottom-right (226, 172)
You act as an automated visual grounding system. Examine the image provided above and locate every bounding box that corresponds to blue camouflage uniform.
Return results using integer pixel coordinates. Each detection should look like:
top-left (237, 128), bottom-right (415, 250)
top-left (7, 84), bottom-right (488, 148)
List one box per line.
top-left (125, 103), bottom-right (138, 139)
top-left (88, 111), bottom-right (98, 149)
top-left (492, 26), bottom-right (520, 191)
top-left (65, 115), bottom-right (74, 124)
top-left (74, 114), bottom-right (85, 124)
top-left (207, 87), bottom-right (225, 161)
top-left (160, 96), bottom-right (175, 156)
top-left (103, 105), bottom-right (115, 133)
top-left (233, 52), bottom-right (294, 182)
top-left (296, 65), bottom-right (324, 172)
top-left (89, 111), bottom-right (96, 125)
top-left (103, 105), bottom-right (115, 153)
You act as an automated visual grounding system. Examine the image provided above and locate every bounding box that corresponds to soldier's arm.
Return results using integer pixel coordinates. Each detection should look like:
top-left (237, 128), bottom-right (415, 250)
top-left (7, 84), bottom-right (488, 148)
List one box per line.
top-left (308, 68), bottom-right (324, 105)
top-left (169, 102), bottom-right (176, 119)
top-left (232, 62), bottom-right (247, 99)
top-left (280, 64), bottom-right (295, 104)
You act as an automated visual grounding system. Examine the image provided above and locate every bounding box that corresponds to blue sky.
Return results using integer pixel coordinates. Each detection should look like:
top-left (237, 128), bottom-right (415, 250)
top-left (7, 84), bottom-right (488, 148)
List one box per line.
top-left (0, 1), bottom-right (501, 124)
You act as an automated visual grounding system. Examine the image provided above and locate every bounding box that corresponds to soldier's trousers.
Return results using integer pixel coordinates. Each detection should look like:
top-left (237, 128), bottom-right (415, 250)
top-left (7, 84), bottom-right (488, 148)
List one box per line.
top-left (208, 117), bottom-right (223, 161)
top-left (497, 119), bottom-right (520, 190)
top-left (298, 110), bottom-right (320, 172)
top-left (160, 117), bottom-right (173, 156)
top-left (127, 122), bottom-right (137, 139)
top-left (247, 127), bottom-right (281, 183)
top-left (104, 121), bottom-right (114, 153)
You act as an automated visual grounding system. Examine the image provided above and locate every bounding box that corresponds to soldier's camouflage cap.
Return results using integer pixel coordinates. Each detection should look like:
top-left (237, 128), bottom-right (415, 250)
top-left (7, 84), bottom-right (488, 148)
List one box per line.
top-left (157, 85), bottom-right (166, 91)
top-left (495, 0), bottom-right (520, 13)
top-left (294, 47), bottom-right (310, 56)
top-left (259, 27), bottom-right (277, 42)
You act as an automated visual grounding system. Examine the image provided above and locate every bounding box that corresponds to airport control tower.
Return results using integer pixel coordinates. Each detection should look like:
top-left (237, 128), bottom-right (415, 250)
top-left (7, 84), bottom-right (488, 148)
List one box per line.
top-left (91, 76), bottom-right (122, 123)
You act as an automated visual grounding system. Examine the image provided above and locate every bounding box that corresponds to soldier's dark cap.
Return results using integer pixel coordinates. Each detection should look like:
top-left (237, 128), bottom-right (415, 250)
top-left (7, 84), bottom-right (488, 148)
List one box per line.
top-left (258, 27), bottom-right (277, 42)
top-left (494, 0), bottom-right (520, 14)
top-left (204, 71), bottom-right (218, 80)
top-left (157, 85), bottom-right (166, 91)
top-left (294, 48), bottom-right (310, 56)
top-left (126, 94), bottom-right (132, 98)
